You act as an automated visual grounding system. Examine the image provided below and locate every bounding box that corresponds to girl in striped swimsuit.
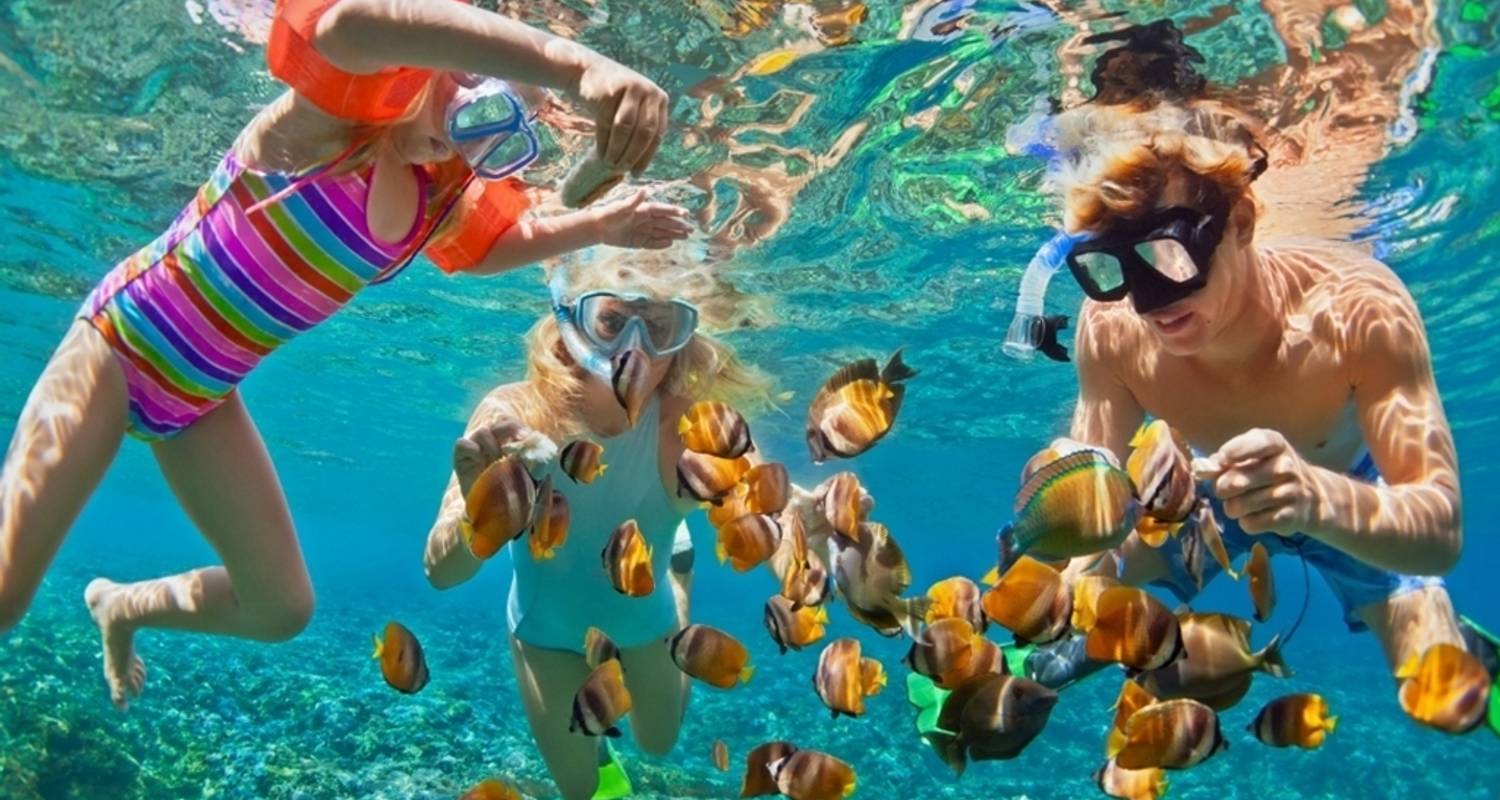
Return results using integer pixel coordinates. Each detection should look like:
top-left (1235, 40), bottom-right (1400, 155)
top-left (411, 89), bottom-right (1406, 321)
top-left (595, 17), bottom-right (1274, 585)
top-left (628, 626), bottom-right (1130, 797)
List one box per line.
top-left (0, 0), bottom-right (692, 709)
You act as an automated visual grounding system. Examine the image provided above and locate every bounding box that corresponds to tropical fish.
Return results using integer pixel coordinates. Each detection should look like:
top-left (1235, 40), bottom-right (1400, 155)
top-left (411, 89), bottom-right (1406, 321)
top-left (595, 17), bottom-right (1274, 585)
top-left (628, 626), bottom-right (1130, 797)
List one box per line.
top-left (570, 658), bottom-right (632, 737)
top-left (814, 638), bottom-right (884, 717)
top-left (1178, 502), bottom-right (1237, 590)
top-left (927, 673), bottom-right (1057, 774)
top-left (678, 400), bottom-right (753, 458)
top-left (678, 450), bottom-right (753, 505)
top-left (459, 778), bottom-right (523, 800)
top-left (764, 595), bottom-right (829, 654)
top-left (1107, 680), bottom-right (1159, 756)
top-left (602, 519), bottom-right (654, 597)
top-left (1070, 574), bottom-right (1121, 632)
top-left (741, 462), bottom-right (791, 515)
top-left (528, 475), bottom-right (570, 561)
top-left (775, 512), bottom-right (832, 607)
top-left (1396, 642), bottom-right (1491, 733)
top-left (965, 637), bottom-right (1007, 680)
top-left (610, 348), bottom-right (653, 427)
top-left (1109, 698), bottom-right (1227, 770)
top-left (805, 350), bottom-right (917, 463)
top-left (770, 749), bottom-right (857, 800)
top-left (583, 626), bottom-right (621, 670)
top-left (926, 576), bottom-right (987, 634)
top-left (981, 555), bottom-right (1072, 645)
top-left (708, 483), bottom-right (755, 529)
top-left (712, 738), bottom-right (731, 772)
top-left (817, 471), bottom-right (866, 541)
top-left (1126, 421), bottom-right (1197, 538)
top-left (741, 740), bottom-right (799, 797)
top-left (1000, 449), bottom-right (1139, 566)
top-left (1139, 612), bottom-right (1288, 709)
top-left (717, 513), bottom-right (781, 572)
top-left (559, 439), bottom-right (607, 484)
top-left (1246, 542), bottom-right (1275, 622)
top-left (464, 456), bottom-right (537, 559)
top-left (1093, 758), bottom-right (1168, 800)
top-left (830, 522), bottom-right (927, 637)
top-left (371, 621), bottom-right (430, 694)
top-left (903, 617), bottom-right (982, 688)
top-left (1085, 587), bottom-right (1185, 672)
top-left (1250, 693), bottom-right (1338, 749)
top-left (669, 624), bottom-right (754, 689)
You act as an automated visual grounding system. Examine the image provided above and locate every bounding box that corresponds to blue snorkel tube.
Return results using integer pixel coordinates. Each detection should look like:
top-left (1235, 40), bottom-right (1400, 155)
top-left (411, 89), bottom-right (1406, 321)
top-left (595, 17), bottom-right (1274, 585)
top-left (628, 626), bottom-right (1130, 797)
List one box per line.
top-left (548, 268), bottom-right (615, 380)
top-left (1001, 229), bottom-right (1088, 363)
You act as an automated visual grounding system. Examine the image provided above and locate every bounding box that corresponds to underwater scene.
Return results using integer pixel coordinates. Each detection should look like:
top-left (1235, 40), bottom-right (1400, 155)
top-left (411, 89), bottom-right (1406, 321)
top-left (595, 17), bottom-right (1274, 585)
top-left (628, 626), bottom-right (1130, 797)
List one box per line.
top-left (2, 0), bottom-right (1500, 798)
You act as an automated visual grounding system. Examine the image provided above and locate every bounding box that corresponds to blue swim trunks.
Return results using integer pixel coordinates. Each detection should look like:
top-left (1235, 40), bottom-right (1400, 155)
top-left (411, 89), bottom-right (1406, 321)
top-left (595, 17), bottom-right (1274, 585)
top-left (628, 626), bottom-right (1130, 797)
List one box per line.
top-left (1151, 451), bottom-right (1445, 632)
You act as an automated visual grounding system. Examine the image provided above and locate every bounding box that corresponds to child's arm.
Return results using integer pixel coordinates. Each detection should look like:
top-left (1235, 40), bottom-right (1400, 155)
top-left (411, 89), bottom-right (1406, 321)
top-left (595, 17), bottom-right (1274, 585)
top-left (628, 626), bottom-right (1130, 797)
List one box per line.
top-left (463, 189), bottom-right (693, 277)
top-left (316, 0), bottom-right (667, 173)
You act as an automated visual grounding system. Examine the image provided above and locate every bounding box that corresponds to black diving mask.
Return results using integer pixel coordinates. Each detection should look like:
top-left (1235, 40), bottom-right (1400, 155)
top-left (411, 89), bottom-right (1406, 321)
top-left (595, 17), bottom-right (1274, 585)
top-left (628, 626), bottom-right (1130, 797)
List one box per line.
top-left (1066, 205), bottom-right (1227, 315)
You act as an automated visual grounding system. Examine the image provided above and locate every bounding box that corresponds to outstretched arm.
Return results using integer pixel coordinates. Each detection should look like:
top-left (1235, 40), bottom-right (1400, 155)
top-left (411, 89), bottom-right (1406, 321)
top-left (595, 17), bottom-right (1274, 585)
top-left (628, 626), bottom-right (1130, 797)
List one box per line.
top-left (463, 190), bottom-right (693, 276)
top-left (1209, 282), bottom-right (1462, 575)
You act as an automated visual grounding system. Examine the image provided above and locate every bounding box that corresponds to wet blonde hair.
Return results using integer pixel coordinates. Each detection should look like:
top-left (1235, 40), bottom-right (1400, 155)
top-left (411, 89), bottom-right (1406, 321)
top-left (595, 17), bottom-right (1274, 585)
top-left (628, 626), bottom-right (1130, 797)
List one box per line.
top-left (507, 244), bottom-right (777, 440)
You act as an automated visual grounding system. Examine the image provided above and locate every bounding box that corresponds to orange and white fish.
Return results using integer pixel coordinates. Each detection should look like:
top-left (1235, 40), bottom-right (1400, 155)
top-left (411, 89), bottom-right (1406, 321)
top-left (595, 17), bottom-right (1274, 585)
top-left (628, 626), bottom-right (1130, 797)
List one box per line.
top-left (770, 749), bottom-right (858, 800)
top-left (716, 513), bottom-right (781, 572)
top-left (764, 595), bottom-right (829, 654)
top-left (1138, 612), bottom-right (1287, 711)
top-left (602, 519), bottom-right (654, 597)
top-left (829, 522), bottom-right (928, 637)
top-left (678, 400), bottom-right (753, 458)
top-left (1106, 680), bottom-right (1159, 756)
top-left (741, 740), bottom-right (799, 797)
top-left (559, 439), bottom-right (607, 484)
top-left (817, 471), bottom-right (867, 541)
top-left (1396, 642), bottom-right (1491, 733)
top-left (459, 778), bottom-right (523, 800)
top-left (677, 450), bottom-right (753, 505)
top-left (1094, 758), bottom-right (1168, 800)
top-left (925, 576), bottom-right (987, 634)
top-left (903, 617), bottom-right (983, 688)
top-left (570, 658), bottom-right (632, 737)
top-left (464, 456), bottom-right (537, 559)
top-left (1249, 693), bottom-right (1337, 749)
top-left (741, 462), bottom-right (791, 515)
top-left (981, 555), bottom-right (1071, 645)
top-left (528, 475), bottom-right (570, 561)
top-left (806, 350), bottom-right (916, 463)
top-left (774, 512), bottom-right (833, 608)
top-left (1109, 698), bottom-right (1227, 770)
top-left (1246, 542), bottom-right (1275, 623)
top-left (668, 624), bottom-right (754, 689)
top-left (583, 626), bottom-right (621, 670)
top-left (1085, 587), bottom-right (1185, 672)
top-left (1126, 420), bottom-right (1196, 545)
top-left (372, 620), bottom-right (430, 694)
top-left (814, 637), bottom-right (884, 717)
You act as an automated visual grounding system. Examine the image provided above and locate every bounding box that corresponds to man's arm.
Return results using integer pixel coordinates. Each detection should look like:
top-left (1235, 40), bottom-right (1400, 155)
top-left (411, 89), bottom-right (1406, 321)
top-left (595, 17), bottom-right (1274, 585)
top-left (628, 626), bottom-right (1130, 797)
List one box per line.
top-left (1069, 301), bottom-right (1148, 461)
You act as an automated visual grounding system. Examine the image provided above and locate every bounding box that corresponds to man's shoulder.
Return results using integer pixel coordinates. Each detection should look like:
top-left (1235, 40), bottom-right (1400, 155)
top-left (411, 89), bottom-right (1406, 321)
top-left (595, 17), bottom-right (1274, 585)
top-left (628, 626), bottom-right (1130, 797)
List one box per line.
top-left (1266, 240), bottom-right (1424, 359)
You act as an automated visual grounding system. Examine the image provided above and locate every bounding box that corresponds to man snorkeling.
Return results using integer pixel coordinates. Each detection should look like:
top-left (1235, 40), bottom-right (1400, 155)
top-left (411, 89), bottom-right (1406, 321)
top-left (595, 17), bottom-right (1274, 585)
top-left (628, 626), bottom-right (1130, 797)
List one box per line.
top-left (920, 20), bottom-right (1498, 737)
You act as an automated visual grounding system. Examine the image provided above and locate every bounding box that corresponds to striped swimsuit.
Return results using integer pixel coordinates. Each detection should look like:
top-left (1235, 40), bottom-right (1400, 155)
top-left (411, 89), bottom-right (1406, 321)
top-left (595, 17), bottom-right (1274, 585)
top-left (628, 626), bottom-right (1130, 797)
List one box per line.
top-left (82, 147), bottom-right (445, 440)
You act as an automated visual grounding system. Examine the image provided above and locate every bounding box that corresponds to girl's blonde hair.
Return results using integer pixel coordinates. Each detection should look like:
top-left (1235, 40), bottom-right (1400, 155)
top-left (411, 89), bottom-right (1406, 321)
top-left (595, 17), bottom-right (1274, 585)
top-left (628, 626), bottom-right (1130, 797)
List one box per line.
top-left (1051, 99), bottom-right (1268, 234)
top-left (506, 244), bottom-right (777, 440)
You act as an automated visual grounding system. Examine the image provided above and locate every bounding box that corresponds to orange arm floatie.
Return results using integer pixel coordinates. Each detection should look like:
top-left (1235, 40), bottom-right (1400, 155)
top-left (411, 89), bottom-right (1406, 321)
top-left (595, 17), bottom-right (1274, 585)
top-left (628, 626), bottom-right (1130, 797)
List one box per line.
top-left (268, 0), bottom-right (466, 123)
top-left (425, 176), bottom-right (532, 274)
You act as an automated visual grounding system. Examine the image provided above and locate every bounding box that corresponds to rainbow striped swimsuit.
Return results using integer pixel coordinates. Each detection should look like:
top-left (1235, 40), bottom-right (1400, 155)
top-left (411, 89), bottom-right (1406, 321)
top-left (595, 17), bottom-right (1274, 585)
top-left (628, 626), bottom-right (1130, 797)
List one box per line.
top-left (82, 149), bottom-right (439, 441)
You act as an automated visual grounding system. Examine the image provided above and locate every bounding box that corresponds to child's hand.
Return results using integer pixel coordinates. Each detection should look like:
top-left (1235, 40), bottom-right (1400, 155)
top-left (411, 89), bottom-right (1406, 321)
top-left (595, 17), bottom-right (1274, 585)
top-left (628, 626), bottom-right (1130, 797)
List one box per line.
top-left (574, 56), bottom-right (670, 175)
top-left (595, 189), bottom-right (694, 249)
top-left (453, 420), bottom-right (558, 497)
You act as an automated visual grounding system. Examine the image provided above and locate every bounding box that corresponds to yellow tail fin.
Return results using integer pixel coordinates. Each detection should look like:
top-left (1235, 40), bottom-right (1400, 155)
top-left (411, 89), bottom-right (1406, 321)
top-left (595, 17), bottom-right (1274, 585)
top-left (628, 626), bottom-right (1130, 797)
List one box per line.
top-left (370, 634), bottom-right (383, 660)
top-left (814, 606), bottom-right (829, 625)
top-left (715, 542), bottom-right (728, 565)
top-left (1325, 715), bottom-right (1339, 732)
top-left (1129, 421), bottom-right (1151, 449)
top-left (980, 565), bottom-right (1000, 586)
top-left (1396, 654), bottom-right (1421, 680)
top-left (740, 665), bottom-right (756, 684)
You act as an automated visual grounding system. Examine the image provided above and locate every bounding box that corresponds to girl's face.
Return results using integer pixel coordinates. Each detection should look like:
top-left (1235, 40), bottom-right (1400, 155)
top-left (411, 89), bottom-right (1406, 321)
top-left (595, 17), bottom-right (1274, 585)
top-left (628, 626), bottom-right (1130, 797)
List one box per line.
top-left (386, 75), bottom-right (548, 167)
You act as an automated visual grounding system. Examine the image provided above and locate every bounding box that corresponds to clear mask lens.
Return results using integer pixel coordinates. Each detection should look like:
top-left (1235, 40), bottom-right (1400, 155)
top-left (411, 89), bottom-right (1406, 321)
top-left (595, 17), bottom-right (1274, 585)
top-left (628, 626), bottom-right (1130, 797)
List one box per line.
top-left (578, 294), bottom-right (697, 355)
top-left (1134, 238), bottom-right (1200, 282)
top-left (1075, 252), bottom-right (1125, 293)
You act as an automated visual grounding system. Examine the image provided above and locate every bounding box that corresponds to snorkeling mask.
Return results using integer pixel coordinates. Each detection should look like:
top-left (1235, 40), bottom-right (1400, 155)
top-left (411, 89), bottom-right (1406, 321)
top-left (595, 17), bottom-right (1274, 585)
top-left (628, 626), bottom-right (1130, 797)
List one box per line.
top-left (1066, 204), bottom-right (1226, 315)
top-left (548, 271), bottom-right (700, 379)
top-left (445, 75), bottom-right (540, 179)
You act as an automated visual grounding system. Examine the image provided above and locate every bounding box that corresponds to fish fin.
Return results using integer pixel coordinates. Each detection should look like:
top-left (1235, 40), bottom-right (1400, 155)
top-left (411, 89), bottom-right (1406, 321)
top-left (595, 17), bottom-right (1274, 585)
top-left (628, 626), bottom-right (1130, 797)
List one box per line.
top-left (998, 525), bottom-right (1018, 573)
top-left (716, 542), bottom-right (728, 565)
top-left (881, 348), bottom-right (919, 384)
top-left (980, 564), bottom-right (1000, 586)
top-left (1129, 421), bottom-right (1151, 449)
top-left (843, 778), bottom-right (857, 798)
top-left (597, 464), bottom-right (609, 478)
top-left (1137, 523), bottom-right (1170, 548)
top-left (370, 634), bottom-right (383, 660)
top-left (1325, 715), bottom-right (1339, 732)
top-left (740, 665), bottom-right (756, 684)
top-left (814, 606), bottom-right (830, 625)
top-left (1257, 633), bottom-right (1291, 679)
top-left (1105, 733), bottom-right (1125, 760)
top-left (1395, 653), bottom-right (1421, 680)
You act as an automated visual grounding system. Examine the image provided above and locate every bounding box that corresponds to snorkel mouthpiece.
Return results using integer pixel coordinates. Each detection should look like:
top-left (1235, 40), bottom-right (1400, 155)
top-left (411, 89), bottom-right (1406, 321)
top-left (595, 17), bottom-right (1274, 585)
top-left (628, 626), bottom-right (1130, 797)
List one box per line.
top-left (1003, 229), bottom-right (1087, 363)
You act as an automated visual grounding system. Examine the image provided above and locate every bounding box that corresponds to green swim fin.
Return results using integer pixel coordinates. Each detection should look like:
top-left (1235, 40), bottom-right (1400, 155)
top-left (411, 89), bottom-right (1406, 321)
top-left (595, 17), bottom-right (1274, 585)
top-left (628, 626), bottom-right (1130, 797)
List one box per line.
top-left (1003, 641), bottom-right (1036, 679)
top-left (593, 743), bottom-right (633, 800)
top-left (907, 672), bottom-right (951, 735)
top-left (1458, 615), bottom-right (1500, 736)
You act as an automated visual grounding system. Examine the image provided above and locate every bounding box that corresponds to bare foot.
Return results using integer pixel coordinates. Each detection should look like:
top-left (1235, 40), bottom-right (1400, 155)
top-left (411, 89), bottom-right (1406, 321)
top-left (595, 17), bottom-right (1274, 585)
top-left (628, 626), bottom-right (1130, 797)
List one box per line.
top-left (84, 578), bottom-right (146, 710)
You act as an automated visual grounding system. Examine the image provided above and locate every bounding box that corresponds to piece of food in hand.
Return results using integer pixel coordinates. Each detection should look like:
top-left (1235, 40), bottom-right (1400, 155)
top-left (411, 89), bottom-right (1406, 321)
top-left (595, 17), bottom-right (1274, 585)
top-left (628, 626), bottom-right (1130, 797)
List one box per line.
top-left (1396, 642), bottom-right (1491, 734)
top-left (769, 749), bottom-right (857, 800)
top-left (562, 152), bottom-right (628, 209)
top-left (678, 400), bottom-right (754, 458)
top-left (669, 624), bottom-right (754, 689)
top-left (570, 658), bottom-right (633, 737)
top-left (602, 519), bottom-right (654, 597)
top-left (717, 513), bottom-right (781, 572)
top-left (371, 621), bottom-right (430, 694)
top-left (528, 474), bottom-right (570, 561)
top-left (1249, 692), bottom-right (1337, 749)
top-left (464, 455), bottom-right (538, 559)
top-left (1000, 449), bottom-right (1139, 565)
top-left (560, 439), bottom-right (607, 484)
top-left (678, 450), bottom-right (753, 504)
top-left (741, 741), bottom-right (799, 797)
top-left (806, 350), bottom-right (917, 463)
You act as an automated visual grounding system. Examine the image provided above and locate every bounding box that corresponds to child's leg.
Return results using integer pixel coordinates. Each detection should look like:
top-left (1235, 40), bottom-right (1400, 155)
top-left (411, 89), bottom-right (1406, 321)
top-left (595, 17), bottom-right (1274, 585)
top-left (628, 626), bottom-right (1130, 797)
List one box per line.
top-left (0, 321), bottom-right (128, 631)
top-left (83, 391), bottom-right (313, 709)
top-left (619, 633), bottom-right (689, 757)
top-left (1356, 584), bottom-right (1465, 674)
top-left (510, 636), bottom-right (600, 800)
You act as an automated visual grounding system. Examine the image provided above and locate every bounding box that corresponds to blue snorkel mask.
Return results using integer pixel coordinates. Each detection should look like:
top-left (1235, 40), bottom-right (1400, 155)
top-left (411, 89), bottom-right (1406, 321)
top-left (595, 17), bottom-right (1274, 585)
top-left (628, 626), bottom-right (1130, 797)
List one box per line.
top-left (446, 75), bottom-right (541, 179)
top-left (548, 269), bottom-right (700, 380)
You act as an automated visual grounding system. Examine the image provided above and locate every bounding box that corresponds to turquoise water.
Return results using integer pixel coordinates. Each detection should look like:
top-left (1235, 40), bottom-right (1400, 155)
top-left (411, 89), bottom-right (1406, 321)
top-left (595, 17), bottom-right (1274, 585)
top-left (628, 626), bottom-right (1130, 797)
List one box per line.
top-left (2, 0), bottom-right (1500, 797)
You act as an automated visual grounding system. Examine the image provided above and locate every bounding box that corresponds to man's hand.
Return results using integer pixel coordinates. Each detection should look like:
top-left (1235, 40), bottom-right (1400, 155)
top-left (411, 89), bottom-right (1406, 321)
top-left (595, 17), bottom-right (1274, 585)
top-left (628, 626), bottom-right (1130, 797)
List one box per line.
top-left (1202, 428), bottom-right (1318, 535)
